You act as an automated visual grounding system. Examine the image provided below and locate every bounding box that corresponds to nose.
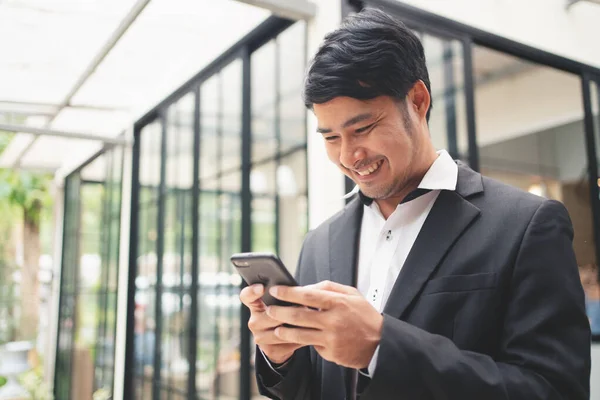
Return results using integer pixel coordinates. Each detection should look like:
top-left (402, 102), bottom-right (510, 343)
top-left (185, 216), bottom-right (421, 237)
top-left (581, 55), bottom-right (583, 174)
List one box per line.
top-left (339, 139), bottom-right (366, 170)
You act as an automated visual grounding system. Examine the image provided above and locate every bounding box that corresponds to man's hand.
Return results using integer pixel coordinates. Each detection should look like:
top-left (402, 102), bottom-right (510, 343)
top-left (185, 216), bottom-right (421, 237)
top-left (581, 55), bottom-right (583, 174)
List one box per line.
top-left (239, 284), bottom-right (304, 364)
top-left (266, 280), bottom-right (383, 369)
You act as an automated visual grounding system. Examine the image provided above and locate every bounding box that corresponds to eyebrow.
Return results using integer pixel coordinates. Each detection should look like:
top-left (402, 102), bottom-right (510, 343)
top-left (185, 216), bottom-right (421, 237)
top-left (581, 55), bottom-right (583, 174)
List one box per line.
top-left (317, 112), bottom-right (374, 134)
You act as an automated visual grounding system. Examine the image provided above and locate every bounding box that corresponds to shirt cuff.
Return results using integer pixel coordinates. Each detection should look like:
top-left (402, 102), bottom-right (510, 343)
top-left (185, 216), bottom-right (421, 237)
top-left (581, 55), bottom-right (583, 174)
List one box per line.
top-left (367, 344), bottom-right (380, 377)
top-left (259, 347), bottom-right (291, 376)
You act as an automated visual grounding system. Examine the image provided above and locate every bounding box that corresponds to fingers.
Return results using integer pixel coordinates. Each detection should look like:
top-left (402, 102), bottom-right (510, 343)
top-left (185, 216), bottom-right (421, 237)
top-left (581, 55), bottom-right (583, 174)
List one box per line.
top-left (254, 328), bottom-right (294, 346)
top-left (312, 280), bottom-right (358, 295)
top-left (266, 305), bottom-right (322, 329)
top-left (274, 325), bottom-right (323, 347)
top-left (240, 284), bottom-right (266, 312)
top-left (269, 283), bottom-right (342, 310)
top-left (247, 311), bottom-right (281, 333)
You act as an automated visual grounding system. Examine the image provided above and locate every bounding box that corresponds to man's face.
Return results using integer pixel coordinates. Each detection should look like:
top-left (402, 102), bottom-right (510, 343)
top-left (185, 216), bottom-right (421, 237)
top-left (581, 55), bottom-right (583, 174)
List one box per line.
top-left (314, 95), bottom-right (422, 200)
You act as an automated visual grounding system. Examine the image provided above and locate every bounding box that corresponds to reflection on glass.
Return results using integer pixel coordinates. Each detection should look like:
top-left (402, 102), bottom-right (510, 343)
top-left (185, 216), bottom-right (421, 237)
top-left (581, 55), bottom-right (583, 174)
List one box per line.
top-left (252, 40), bottom-right (277, 163)
top-left (278, 21), bottom-right (307, 153)
top-left (55, 144), bottom-right (124, 400)
top-left (588, 80), bottom-right (600, 336)
top-left (222, 60), bottom-right (243, 172)
top-left (422, 34), bottom-right (468, 162)
top-left (201, 76), bottom-right (220, 182)
top-left (277, 151), bottom-right (308, 274)
top-left (198, 61), bottom-right (244, 398)
top-left (473, 46), bottom-right (598, 335)
top-left (135, 120), bottom-right (162, 399)
top-left (158, 93), bottom-right (195, 395)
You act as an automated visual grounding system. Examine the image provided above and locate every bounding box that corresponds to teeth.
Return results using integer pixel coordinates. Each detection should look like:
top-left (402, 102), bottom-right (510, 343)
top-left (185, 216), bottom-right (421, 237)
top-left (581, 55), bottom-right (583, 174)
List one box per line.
top-left (357, 160), bottom-right (382, 176)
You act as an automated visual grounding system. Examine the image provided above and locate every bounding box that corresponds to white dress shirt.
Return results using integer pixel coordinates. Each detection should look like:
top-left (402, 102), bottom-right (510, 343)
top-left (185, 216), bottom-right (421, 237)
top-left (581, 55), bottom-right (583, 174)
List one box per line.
top-left (262, 150), bottom-right (458, 378)
top-left (357, 150), bottom-right (458, 376)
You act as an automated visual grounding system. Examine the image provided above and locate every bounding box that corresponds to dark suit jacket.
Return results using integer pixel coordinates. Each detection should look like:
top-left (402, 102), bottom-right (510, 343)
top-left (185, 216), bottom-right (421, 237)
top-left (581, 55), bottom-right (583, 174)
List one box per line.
top-left (256, 162), bottom-right (591, 399)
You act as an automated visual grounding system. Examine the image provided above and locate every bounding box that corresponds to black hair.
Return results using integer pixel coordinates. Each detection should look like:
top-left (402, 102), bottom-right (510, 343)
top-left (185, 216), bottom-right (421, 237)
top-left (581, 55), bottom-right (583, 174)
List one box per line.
top-left (303, 7), bottom-right (432, 121)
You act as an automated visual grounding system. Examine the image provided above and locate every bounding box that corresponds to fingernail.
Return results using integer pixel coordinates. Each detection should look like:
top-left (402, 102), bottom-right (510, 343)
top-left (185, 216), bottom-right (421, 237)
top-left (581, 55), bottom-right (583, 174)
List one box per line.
top-left (265, 306), bottom-right (271, 316)
top-left (253, 285), bottom-right (263, 295)
top-left (269, 287), bottom-right (278, 297)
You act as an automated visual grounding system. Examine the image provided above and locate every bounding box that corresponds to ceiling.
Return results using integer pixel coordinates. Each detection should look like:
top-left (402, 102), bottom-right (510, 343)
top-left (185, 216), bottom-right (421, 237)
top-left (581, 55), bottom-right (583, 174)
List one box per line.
top-left (0, 0), bottom-right (270, 173)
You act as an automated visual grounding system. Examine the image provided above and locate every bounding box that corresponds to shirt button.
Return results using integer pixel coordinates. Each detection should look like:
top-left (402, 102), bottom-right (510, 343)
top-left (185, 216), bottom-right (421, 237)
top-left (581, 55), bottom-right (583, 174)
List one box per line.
top-left (385, 230), bottom-right (392, 241)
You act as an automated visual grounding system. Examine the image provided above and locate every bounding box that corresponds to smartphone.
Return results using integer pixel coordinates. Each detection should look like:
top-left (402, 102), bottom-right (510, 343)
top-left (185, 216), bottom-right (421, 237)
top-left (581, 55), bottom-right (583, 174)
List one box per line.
top-left (231, 252), bottom-right (298, 306)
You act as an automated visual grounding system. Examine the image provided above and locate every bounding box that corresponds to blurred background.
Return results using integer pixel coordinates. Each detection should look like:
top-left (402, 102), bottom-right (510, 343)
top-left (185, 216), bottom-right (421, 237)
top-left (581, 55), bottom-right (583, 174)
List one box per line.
top-left (0, 0), bottom-right (599, 399)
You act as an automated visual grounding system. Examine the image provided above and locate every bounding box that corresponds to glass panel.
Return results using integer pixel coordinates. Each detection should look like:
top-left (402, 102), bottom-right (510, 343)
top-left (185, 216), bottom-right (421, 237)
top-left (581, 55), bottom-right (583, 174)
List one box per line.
top-left (252, 161), bottom-right (277, 254)
top-left (221, 60), bottom-right (243, 172)
top-left (160, 92), bottom-right (195, 396)
top-left (200, 76), bottom-right (220, 182)
top-left (422, 34), bottom-right (468, 162)
top-left (252, 40), bottom-right (277, 163)
top-left (473, 46), bottom-right (596, 340)
top-left (55, 173), bottom-right (80, 399)
top-left (215, 186), bottom-right (242, 400)
top-left (277, 150), bottom-right (308, 275)
top-left (198, 59), bottom-right (244, 399)
top-left (135, 120), bottom-right (163, 396)
top-left (587, 79), bottom-right (600, 338)
top-left (54, 144), bottom-right (124, 400)
top-left (278, 21), bottom-right (307, 153)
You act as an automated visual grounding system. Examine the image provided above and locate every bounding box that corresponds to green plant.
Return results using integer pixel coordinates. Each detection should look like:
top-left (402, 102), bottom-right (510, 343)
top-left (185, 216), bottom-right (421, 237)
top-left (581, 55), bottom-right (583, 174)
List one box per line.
top-left (19, 366), bottom-right (53, 400)
top-left (0, 132), bottom-right (53, 341)
top-left (0, 375), bottom-right (6, 387)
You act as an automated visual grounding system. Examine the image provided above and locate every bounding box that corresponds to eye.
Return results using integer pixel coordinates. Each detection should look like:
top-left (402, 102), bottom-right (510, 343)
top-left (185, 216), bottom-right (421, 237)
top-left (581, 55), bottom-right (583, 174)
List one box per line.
top-left (324, 135), bottom-right (339, 142)
top-left (355, 123), bottom-right (375, 134)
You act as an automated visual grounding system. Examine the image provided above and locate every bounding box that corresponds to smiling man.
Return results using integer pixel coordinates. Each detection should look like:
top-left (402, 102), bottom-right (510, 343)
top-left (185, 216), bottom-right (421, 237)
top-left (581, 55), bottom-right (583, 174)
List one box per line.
top-left (239, 8), bottom-right (591, 400)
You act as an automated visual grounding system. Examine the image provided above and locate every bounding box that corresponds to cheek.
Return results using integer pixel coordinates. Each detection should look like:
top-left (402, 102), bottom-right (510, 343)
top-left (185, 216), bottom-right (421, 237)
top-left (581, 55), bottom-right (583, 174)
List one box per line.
top-left (325, 145), bottom-right (340, 164)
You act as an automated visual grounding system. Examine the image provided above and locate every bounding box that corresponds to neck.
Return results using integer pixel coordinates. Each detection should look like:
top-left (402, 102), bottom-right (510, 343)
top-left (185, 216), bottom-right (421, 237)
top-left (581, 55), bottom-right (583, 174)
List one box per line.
top-left (375, 148), bottom-right (438, 219)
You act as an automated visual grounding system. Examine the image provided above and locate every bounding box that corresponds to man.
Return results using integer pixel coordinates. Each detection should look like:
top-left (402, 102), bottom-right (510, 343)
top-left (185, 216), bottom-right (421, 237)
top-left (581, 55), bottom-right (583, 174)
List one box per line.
top-left (240, 8), bottom-right (591, 399)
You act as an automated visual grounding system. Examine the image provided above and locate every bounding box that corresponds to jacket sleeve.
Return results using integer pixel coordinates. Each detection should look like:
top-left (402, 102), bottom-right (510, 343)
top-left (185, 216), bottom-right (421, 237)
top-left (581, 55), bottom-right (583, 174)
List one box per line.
top-left (362, 200), bottom-right (591, 399)
top-left (255, 231), bottom-right (318, 399)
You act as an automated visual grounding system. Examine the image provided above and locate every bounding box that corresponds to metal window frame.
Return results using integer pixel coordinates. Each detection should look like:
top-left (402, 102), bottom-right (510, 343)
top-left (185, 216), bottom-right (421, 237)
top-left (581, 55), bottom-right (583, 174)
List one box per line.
top-left (124, 15), bottom-right (301, 400)
top-left (54, 145), bottom-right (126, 399)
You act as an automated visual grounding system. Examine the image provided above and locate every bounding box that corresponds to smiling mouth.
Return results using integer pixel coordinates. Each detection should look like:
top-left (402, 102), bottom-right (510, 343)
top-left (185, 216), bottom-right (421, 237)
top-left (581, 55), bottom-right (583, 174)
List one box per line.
top-left (355, 160), bottom-right (383, 176)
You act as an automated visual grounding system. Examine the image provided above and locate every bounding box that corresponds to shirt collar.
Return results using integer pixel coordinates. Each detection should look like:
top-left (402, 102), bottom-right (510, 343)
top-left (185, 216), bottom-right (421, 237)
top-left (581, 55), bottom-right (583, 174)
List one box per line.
top-left (417, 149), bottom-right (458, 191)
top-left (343, 150), bottom-right (458, 205)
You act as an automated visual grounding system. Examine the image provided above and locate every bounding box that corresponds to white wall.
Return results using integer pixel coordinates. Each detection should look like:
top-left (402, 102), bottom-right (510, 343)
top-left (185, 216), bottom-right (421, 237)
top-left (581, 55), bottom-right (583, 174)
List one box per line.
top-left (395, 0), bottom-right (600, 69)
top-left (306, 0), bottom-right (346, 229)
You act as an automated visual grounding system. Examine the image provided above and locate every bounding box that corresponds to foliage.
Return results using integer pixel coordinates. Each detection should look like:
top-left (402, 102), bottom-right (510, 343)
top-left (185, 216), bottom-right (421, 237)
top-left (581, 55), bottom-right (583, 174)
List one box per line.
top-left (19, 365), bottom-right (54, 400)
top-left (0, 170), bottom-right (52, 225)
top-left (0, 376), bottom-right (6, 387)
top-left (0, 131), bottom-right (53, 225)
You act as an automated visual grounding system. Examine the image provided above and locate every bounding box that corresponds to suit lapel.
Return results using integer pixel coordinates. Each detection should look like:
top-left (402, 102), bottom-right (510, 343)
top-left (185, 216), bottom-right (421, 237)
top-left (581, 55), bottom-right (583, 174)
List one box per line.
top-left (383, 164), bottom-right (483, 319)
top-left (328, 197), bottom-right (363, 287)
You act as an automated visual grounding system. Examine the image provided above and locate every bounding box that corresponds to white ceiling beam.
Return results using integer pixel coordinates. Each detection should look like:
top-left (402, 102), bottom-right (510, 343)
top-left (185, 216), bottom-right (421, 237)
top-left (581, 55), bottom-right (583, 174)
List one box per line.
top-left (0, 123), bottom-right (130, 146)
top-left (10, 0), bottom-right (150, 168)
top-left (235, 0), bottom-right (317, 20)
top-left (567, 0), bottom-right (600, 8)
top-left (0, 100), bottom-right (127, 116)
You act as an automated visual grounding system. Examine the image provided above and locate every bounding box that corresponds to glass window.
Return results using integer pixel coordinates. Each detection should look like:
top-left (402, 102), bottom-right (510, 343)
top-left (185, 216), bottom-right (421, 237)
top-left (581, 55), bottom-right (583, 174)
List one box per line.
top-left (54, 145), bottom-right (124, 400)
top-left (586, 79), bottom-right (600, 337)
top-left (473, 46), bottom-right (597, 335)
top-left (422, 34), bottom-right (469, 162)
top-left (135, 120), bottom-right (162, 399)
top-left (252, 41), bottom-right (277, 163)
top-left (278, 21), bottom-right (307, 154)
top-left (197, 59), bottom-right (244, 398)
top-left (160, 92), bottom-right (195, 396)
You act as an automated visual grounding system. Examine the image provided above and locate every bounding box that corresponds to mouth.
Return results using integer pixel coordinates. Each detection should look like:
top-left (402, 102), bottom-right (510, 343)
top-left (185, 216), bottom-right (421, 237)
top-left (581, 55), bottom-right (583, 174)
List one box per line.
top-left (354, 159), bottom-right (384, 177)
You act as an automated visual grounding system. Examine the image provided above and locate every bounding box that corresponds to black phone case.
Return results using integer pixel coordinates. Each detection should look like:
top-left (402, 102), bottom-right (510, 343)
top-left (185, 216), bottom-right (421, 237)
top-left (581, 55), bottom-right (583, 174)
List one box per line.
top-left (231, 252), bottom-right (298, 306)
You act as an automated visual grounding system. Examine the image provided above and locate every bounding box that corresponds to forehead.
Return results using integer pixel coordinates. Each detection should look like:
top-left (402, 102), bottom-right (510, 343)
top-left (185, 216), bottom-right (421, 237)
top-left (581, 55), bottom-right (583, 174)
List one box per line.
top-left (313, 96), bottom-right (393, 125)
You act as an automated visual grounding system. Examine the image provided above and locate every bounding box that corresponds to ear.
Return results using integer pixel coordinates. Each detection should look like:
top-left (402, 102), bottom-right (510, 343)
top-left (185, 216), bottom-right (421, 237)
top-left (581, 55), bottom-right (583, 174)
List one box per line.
top-left (407, 80), bottom-right (430, 122)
